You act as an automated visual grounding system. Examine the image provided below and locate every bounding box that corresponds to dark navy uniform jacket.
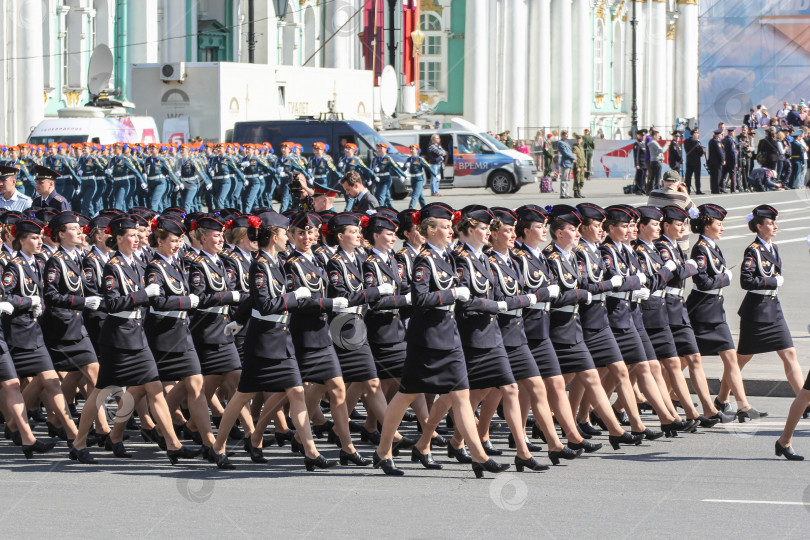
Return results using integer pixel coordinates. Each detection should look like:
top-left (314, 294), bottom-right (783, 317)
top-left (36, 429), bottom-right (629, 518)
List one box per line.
top-left (452, 243), bottom-right (504, 349)
top-left (2, 254), bottom-right (45, 350)
top-left (512, 241), bottom-right (557, 342)
top-left (655, 235), bottom-right (698, 326)
top-left (362, 249), bottom-right (408, 346)
top-left (600, 238), bottom-right (645, 330)
top-left (685, 236), bottom-right (732, 326)
top-left (406, 245), bottom-right (461, 351)
top-left (41, 246), bottom-right (89, 341)
top-left (144, 254), bottom-right (196, 354)
top-left (187, 251), bottom-right (240, 346)
top-left (488, 249), bottom-right (535, 348)
top-left (284, 249), bottom-right (337, 351)
top-left (574, 239), bottom-right (617, 332)
top-left (99, 252), bottom-right (150, 350)
top-left (737, 237), bottom-right (783, 323)
top-left (543, 244), bottom-right (590, 346)
top-left (244, 250), bottom-right (298, 360)
top-left (633, 239), bottom-right (676, 329)
top-left (326, 247), bottom-right (382, 348)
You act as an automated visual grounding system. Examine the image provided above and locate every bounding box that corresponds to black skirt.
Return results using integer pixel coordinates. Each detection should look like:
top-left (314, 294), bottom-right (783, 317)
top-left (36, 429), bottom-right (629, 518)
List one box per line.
top-left (155, 349), bottom-right (202, 381)
top-left (553, 341), bottom-right (596, 375)
top-left (335, 342), bottom-right (378, 383)
top-left (47, 336), bottom-right (98, 372)
top-left (463, 345), bottom-right (516, 390)
top-left (0, 351), bottom-right (18, 383)
top-left (737, 315), bottom-right (794, 356)
top-left (692, 321), bottom-right (735, 356)
top-left (584, 327), bottom-right (624, 368)
top-left (196, 343), bottom-right (242, 376)
top-left (610, 327), bottom-right (649, 365)
top-left (635, 324), bottom-right (658, 361)
top-left (96, 346), bottom-right (160, 389)
top-left (370, 341), bottom-right (406, 380)
top-left (670, 325), bottom-right (700, 357)
top-left (803, 370), bottom-right (810, 391)
top-left (239, 351), bottom-right (303, 393)
top-left (646, 325), bottom-right (679, 359)
top-left (400, 343), bottom-right (469, 394)
top-left (505, 344), bottom-right (541, 380)
top-left (296, 346), bottom-right (342, 384)
top-left (527, 338), bottom-right (563, 378)
top-left (10, 346), bottom-right (54, 378)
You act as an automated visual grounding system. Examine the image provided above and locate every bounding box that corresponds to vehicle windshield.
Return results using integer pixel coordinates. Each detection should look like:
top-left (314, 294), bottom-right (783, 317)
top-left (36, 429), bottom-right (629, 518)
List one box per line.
top-left (355, 125), bottom-right (402, 154)
top-left (479, 132), bottom-right (508, 150)
top-left (28, 135), bottom-right (88, 145)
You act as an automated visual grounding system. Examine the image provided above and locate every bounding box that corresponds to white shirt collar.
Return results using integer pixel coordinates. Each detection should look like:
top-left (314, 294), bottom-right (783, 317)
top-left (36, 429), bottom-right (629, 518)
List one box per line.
top-left (519, 241), bottom-right (543, 260)
top-left (156, 251), bottom-right (173, 265)
top-left (405, 242), bottom-right (421, 254)
top-left (236, 245), bottom-right (252, 260)
top-left (427, 242), bottom-right (446, 257)
top-left (581, 238), bottom-right (598, 252)
top-left (700, 235), bottom-right (716, 248)
top-left (756, 236), bottom-right (773, 251)
top-left (93, 245), bottom-right (109, 263)
top-left (492, 249), bottom-right (511, 265)
top-left (19, 251), bottom-right (36, 265)
top-left (464, 242), bottom-right (483, 259)
top-left (372, 247), bottom-right (389, 262)
top-left (202, 249), bottom-right (220, 264)
top-left (119, 252), bottom-right (135, 266)
top-left (662, 235), bottom-right (678, 247)
top-left (295, 249), bottom-right (314, 263)
top-left (554, 243), bottom-right (572, 259)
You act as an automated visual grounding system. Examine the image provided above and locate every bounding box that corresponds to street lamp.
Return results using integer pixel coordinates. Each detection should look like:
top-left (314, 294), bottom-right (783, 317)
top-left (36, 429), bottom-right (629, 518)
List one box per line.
top-left (273, 0), bottom-right (288, 19)
top-left (411, 28), bottom-right (425, 107)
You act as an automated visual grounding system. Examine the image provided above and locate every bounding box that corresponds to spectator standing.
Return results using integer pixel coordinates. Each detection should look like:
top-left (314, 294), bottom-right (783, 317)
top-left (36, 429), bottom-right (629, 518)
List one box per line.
top-left (632, 129), bottom-right (647, 195)
top-left (721, 127), bottom-right (738, 193)
top-left (426, 133), bottom-right (446, 197)
top-left (707, 128), bottom-right (726, 194)
top-left (555, 130), bottom-right (576, 199)
top-left (683, 128), bottom-right (705, 194)
top-left (789, 129), bottom-right (807, 189)
top-left (572, 133), bottom-right (586, 198)
top-left (669, 130), bottom-right (684, 177)
top-left (645, 130), bottom-right (667, 194)
top-left (787, 105), bottom-right (803, 127)
top-left (582, 128), bottom-right (595, 178)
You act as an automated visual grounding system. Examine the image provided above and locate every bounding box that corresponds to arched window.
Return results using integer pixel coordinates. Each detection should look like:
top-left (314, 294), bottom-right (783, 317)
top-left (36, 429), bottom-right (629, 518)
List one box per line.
top-left (594, 19), bottom-right (605, 95)
top-left (419, 11), bottom-right (443, 93)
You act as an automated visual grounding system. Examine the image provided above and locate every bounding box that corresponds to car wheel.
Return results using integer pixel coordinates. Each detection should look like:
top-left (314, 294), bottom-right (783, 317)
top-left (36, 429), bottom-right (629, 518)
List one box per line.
top-left (489, 171), bottom-right (514, 195)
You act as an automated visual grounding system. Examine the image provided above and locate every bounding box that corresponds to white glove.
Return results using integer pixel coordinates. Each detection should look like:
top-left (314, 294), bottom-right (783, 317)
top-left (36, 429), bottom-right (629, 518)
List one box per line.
top-left (636, 273), bottom-right (647, 286)
top-left (632, 289), bottom-right (650, 301)
top-left (293, 287), bottom-right (311, 300)
top-left (224, 321), bottom-right (243, 336)
top-left (205, 183), bottom-right (212, 191)
top-left (332, 297), bottom-right (349, 310)
top-left (173, 185), bottom-right (180, 192)
top-left (104, 168), bottom-right (112, 175)
top-left (497, 301), bottom-right (509, 313)
top-left (664, 260), bottom-right (677, 272)
top-left (140, 183), bottom-right (148, 191)
top-left (84, 296), bottom-right (102, 310)
top-left (584, 292), bottom-right (593, 305)
top-left (75, 187), bottom-right (81, 195)
top-left (610, 275), bottom-right (623, 288)
top-left (241, 161), bottom-right (250, 167)
top-left (33, 303), bottom-right (43, 319)
top-left (244, 180), bottom-right (249, 187)
top-left (145, 284), bottom-right (161, 297)
top-left (686, 259), bottom-right (698, 270)
top-left (0, 302), bottom-right (13, 316)
top-left (404, 292), bottom-right (412, 305)
top-left (231, 291), bottom-right (241, 303)
top-left (188, 294), bottom-right (200, 309)
top-left (377, 283), bottom-right (394, 296)
top-left (526, 293), bottom-right (537, 306)
top-left (208, 168), bottom-right (215, 176)
top-left (546, 284), bottom-right (560, 299)
top-left (776, 275), bottom-right (785, 287)
top-left (724, 269), bottom-right (733, 282)
top-left (454, 286), bottom-right (471, 302)
top-left (29, 295), bottom-right (41, 309)
top-left (77, 169), bottom-right (84, 176)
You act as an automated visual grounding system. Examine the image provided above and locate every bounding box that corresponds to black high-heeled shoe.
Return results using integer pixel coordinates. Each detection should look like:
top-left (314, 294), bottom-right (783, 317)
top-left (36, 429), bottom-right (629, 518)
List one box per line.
top-left (5, 427), bottom-right (22, 446)
top-left (228, 423), bottom-right (244, 441)
top-left (514, 456), bottom-right (549, 472)
top-left (27, 408), bottom-right (47, 423)
top-left (530, 423), bottom-right (548, 442)
top-left (431, 434), bottom-right (448, 447)
top-left (680, 418), bottom-right (699, 433)
top-left (349, 408), bottom-right (365, 420)
top-left (608, 432), bottom-right (643, 450)
top-left (589, 412), bottom-right (608, 431)
top-left (140, 427), bottom-right (167, 450)
top-left (393, 436), bottom-right (415, 451)
top-left (68, 403), bottom-right (79, 419)
top-left (471, 458), bottom-right (510, 478)
top-left (305, 454), bottom-right (337, 471)
top-left (372, 451), bottom-right (404, 476)
top-left (547, 446), bottom-right (583, 465)
top-left (104, 437), bottom-right (132, 458)
top-left (447, 444), bottom-right (472, 463)
top-left (215, 451), bottom-right (235, 469)
top-left (290, 437), bottom-right (305, 455)
top-left (775, 441), bottom-right (804, 461)
top-left (661, 422), bottom-right (681, 438)
top-left (714, 397), bottom-right (733, 414)
top-left (632, 428), bottom-right (664, 441)
top-left (46, 422), bottom-right (67, 441)
top-left (326, 430), bottom-right (342, 448)
top-left (348, 420), bottom-right (364, 433)
top-left (481, 440), bottom-right (503, 456)
top-left (411, 447), bottom-right (442, 469)
top-left (574, 424), bottom-right (592, 440)
top-left (613, 407), bottom-right (630, 427)
top-left (182, 424), bottom-right (203, 444)
top-left (22, 438), bottom-right (57, 459)
top-left (578, 421), bottom-right (602, 437)
top-left (339, 449), bottom-right (370, 466)
top-left (204, 446), bottom-right (234, 463)
top-left (507, 433), bottom-right (542, 452)
top-left (167, 445), bottom-right (202, 465)
top-left (402, 411), bottom-right (418, 422)
top-left (68, 446), bottom-right (97, 464)
top-left (737, 407), bottom-right (768, 423)
top-left (567, 439), bottom-right (602, 453)
top-left (637, 401), bottom-right (654, 413)
top-left (360, 426), bottom-right (381, 445)
top-left (312, 420), bottom-right (334, 439)
top-left (274, 429), bottom-right (296, 447)
top-left (244, 438), bottom-right (268, 464)
top-left (707, 411), bottom-right (735, 424)
top-left (697, 415), bottom-right (720, 428)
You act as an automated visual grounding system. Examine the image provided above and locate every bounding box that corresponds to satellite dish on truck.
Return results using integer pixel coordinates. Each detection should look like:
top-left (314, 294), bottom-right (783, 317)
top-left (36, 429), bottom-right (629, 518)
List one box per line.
top-left (87, 45), bottom-right (114, 97)
top-left (380, 65), bottom-right (398, 117)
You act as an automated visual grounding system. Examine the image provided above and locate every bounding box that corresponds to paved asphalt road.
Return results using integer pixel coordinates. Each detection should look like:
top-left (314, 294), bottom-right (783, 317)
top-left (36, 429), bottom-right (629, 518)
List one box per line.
top-left (3, 181), bottom-right (810, 539)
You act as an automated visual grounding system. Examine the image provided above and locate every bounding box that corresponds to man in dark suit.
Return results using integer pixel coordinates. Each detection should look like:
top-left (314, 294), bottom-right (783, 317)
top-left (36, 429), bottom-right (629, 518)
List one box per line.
top-left (340, 171), bottom-right (379, 213)
top-left (683, 129), bottom-right (704, 194)
top-left (669, 130), bottom-right (684, 176)
top-left (707, 128), bottom-right (726, 194)
top-left (721, 127), bottom-right (738, 192)
top-left (31, 165), bottom-right (71, 211)
top-left (632, 130), bottom-right (647, 195)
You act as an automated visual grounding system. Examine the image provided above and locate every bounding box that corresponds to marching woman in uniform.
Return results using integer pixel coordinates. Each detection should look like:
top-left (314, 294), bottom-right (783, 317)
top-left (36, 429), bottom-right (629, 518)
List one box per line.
top-left (82, 214), bottom-right (116, 354)
top-left (211, 211), bottom-right (335, 470)
top-left (142, 216), bottom-right (220, 456)
top-left (543, 205), bottom-right (643, 449)
top-left (222, 214), bottom-right (255, 359)
top-left (283, 212), bottom-right (366, 464)
top-left (68, 215), bottom-right (200, 464)
top-left (686, 204), bottom-right (763, 419)
top-left (775, 373), bottom-right (810, 460)
top-left (187, 215), bottom-right (252, 440)
top-left (655, 206), bottom-right (730, 426)
top-left (512, 205), bottom-right (602, 455)
top-left (2, 217), bottom-right (80, 444)
top-left (374, 203), bottom-right (510, 477)
top-left (41, 212), bottom-right (110, 441)
top-left (719, 205), bottom-right (800, 419)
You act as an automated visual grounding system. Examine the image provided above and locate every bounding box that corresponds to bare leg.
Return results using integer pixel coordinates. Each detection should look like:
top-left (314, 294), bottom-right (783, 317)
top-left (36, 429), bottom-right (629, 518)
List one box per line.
top-left (777, 388), bottom-right (810, 448)
top-left (718, 353), bottom-right (753, 403)
top-left (628, 363), bottom-right (679, 424)
top-left (683, 353), bottom-right (718, 416)
top-left (543, 375), bottom-right (585, 444)
top-left (1, 379), bottom-right (38, 446)
top-left (377, 392), bottom-right (418, 459)
top-left (660, 357), bottom-right (700, 419)
top-left (576, 369), bottom-right (625, 436)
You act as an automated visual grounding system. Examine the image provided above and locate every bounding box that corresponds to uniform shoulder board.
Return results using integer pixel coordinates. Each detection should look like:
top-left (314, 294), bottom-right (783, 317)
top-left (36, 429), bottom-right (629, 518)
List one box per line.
top-left (108, 256), bottom-right (122, 266)
top-left (696, 239), bottom-right (707, 248)
top-left (329, 251), bottom-right (343, 262)
top-left (287, 255), bottom-right (301, 264)
top-left (396, 246), bottom-right (409, 255)
top-left (364, 253), bottom-right (377, 263)
top-left (456, 250), bottom-right (469, 259)
top-left (488, 255), bottom-right (498, 264)
top-left (541, 244), bottom-right (554, 255)
top-left (748, 241), bottom-right (759, 249)
top-left (514, 250), bottom-right (526, 257)
top-left (546, 251), bottom-right (560, 261)
top-left (10, 255), bottom-right (23, 264)
top-left (572, 244), bottom-right (584, 252)
top-left (418, 248), bottom-right (432, 258)
top-left (53, 250), bottom-right (66, 260)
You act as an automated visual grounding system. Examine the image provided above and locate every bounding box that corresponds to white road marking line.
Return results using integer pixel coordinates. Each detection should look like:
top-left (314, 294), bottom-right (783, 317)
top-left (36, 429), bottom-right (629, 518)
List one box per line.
top-left (702, 499), bottom-right (810, 507)
top-left (723, 199), bottom-right (810, 211)
top-left (723, 216), bottom-right (809, 230)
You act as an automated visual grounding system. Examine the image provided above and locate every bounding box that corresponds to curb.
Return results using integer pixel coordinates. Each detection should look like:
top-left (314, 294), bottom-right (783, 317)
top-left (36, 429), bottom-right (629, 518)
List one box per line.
top-left (688, 378), bottom-right (796, 398)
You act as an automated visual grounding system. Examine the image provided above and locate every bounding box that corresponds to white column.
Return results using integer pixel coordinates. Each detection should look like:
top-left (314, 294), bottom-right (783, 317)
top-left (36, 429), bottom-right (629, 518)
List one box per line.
top-left (128, 0), bottom-right (159, 64)
top-left (676, 0), bottom-right (698, 121)
top-left (463, 0), bottom-right (489, 129)
top-left (162, 0), bottom-right (187, 64)
top-left (487, 0), bottom-right (501, 130)
top-left (665, 19), bottom-right (675, 132)
top-left (528, 0), bottom-right (552, 132)
top-left (572, 0), bottom-right (591, 133)
top-left (17, 0), bottom-right (44, 139)
top-left (550, 0), bottom-right (572, 131)
top-left (324, 0), bottom-right (353, 69)
top-left (649, 0), bottom-right (667, 128)
top-left (506, 0), bottom-right (529, 135)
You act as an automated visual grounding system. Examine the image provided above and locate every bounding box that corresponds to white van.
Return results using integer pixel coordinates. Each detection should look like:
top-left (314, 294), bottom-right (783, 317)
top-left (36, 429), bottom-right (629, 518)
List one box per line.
top-left (28, 107), bottom-right (160, 146)
top-left (381, 119), bottom-right (537, 194)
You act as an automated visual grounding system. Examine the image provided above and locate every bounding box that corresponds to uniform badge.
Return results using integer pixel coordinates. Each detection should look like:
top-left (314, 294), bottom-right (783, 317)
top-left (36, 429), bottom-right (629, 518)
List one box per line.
top-left (743, 257), bottom-right (753, 270)
top-left (2, 272), bottom-right (12, 287)
top-left (602, 255), bottom-right (612, 268)
top-left (254, 273), bottom-right (265, 289)
top-left (414, 267), bottom-right (425, 282)
top-left (47, 269), bottom-right (58, 283)
top-left (563, 272), bottom-right (573, 281)
top-left (147, 273), bottom-right (158, 285)
top-left (105, 275), bottom-right (115, 290)
top-left (696, 256), bottom-right (706, 269)
top-left (83, 269), bottom-right (94, 282)
top-left (763, 261), bottom-right (771, 268)
top-left (456, 267), bottom-right (465, 281)
top-left (286, 273), bottom-right (295, 289)
top-left (397, 263), bottom-right (405, 279)
top-left (533, 271), bottom-right (540, 278)
top-left (577, 260), bottom-right (585, 274)
top-left (364, 273), bottom-right (375, 286)
top-left (660, 249), bottom-right (671, 261)
top-left (191, 272), bottom-right (202, 287)
top-left (329, 270), bottom-right (340, 285)
top-left (226, 269), bottom-right (235, 282)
